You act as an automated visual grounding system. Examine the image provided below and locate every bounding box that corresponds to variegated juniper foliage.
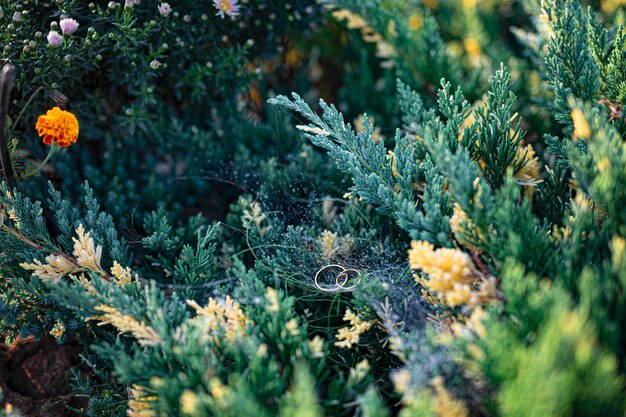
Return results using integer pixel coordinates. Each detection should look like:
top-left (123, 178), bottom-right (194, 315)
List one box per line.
top-left (1, 0), bottom-right (626, 416)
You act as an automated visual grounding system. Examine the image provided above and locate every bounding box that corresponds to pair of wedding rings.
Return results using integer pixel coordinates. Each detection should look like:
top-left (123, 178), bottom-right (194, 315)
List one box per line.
top-left (314, 264), bottom-right (362, 293)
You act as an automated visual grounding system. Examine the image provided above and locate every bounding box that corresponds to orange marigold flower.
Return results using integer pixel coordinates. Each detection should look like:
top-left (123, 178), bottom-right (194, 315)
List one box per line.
top-left (35, 107), bottom-right (79, 147)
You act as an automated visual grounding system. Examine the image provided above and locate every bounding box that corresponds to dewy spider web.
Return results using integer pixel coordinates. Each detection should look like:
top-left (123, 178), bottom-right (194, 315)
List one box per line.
top-left (244, 199), bottom-right (443, 397)
top-left (244, 191), bottom-right (435, 334)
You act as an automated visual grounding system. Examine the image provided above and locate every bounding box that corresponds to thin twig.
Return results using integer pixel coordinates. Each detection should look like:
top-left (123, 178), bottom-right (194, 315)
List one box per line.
top-left (12, 85), bottom-right (43, 131)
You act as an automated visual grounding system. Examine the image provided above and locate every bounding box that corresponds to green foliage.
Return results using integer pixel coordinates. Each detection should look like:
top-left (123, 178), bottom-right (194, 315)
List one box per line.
top-left (472, 262), bottom-right (625, 417)
top-left (2, 0), bottom-right (626, 416)
top-left (279, 364), bottom-right (324, 417)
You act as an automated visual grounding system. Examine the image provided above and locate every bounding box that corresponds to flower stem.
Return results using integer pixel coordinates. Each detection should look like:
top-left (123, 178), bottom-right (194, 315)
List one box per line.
top-left (32, 142), bottom-right (58, 174)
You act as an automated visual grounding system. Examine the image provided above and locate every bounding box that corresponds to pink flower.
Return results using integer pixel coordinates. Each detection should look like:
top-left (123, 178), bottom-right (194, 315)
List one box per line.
top-left (47, 31), bottom-right (63, 48)
top-left (158, 3), bottom-right (171, 17)
top-left (213, 0), bottom-right (240, 19)
top-left (59, 18), bottom-right (79, 35)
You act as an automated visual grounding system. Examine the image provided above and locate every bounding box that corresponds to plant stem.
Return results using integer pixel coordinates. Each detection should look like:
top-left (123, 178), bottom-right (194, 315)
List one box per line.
top-left (0, 65), bottom-right (16, 190)
top-left (11, 86), bottom-right (43, 132)
top-left (32, 141), bottom-right (59, 174)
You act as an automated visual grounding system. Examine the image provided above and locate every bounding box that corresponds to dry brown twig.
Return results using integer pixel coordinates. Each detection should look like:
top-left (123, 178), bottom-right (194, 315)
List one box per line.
top-left (0, 64), bottom-right (16, 190)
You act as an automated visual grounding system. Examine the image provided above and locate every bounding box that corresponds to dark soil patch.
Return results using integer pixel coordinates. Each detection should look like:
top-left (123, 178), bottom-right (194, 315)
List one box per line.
top-left (0, 337), bottom-right (86, 417)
